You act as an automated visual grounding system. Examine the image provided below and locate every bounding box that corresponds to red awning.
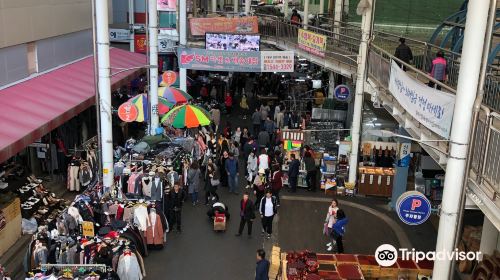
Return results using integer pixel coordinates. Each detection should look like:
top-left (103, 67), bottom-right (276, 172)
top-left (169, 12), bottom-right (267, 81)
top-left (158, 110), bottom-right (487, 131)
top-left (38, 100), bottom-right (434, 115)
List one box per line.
top-left (0, 48), bottom-right (146, 163)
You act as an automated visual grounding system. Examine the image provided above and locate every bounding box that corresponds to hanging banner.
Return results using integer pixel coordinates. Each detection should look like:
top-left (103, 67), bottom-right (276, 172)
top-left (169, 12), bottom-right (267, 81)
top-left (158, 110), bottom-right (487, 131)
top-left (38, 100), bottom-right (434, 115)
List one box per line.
top-left (388, 60), bottom-right (455, 138)
top-left (157, 0), bottom-right (176, 11)
top-left (298, 29), bottom-right (327, 57)
top-left (178, 48), bottom-right (294, 73)
top-left (134, 34), bottom-right (147, 53)
top-left (398, 143), bottom-right (411, 167)
top-left (82, 221), bottom-right (95, 237)
top-left (189, 17), bottom-right (259, 36)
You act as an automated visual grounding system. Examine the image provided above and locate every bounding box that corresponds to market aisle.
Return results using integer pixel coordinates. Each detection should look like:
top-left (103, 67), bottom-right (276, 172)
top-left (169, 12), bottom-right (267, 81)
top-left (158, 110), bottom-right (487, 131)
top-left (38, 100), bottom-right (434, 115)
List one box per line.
top-left (144, 186), bottom-right (263, 279)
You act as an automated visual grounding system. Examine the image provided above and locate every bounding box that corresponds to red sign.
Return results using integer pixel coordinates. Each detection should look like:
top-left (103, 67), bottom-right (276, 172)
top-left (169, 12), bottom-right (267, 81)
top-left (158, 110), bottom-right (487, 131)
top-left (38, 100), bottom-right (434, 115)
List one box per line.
top-left (134, 34), bottom-right (147, 53)
top-left (189, 17), bottom-right (259, 36)
top-left (162, 71), bottom-right (177, 86)
top-left (118, 102), bottom-right (139, 122)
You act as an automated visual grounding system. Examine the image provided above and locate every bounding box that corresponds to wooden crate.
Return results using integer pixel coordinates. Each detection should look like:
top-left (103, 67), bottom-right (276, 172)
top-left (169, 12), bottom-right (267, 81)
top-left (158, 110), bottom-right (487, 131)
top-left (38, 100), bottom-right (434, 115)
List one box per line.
top-left (317, 253), bottom-right (337, 265)
top-left (336, 263), bottom-right (364, 280)
top-left (335, 254), bottom-right (358, 264)
top-left (356, 255), bottom-right (381, 278)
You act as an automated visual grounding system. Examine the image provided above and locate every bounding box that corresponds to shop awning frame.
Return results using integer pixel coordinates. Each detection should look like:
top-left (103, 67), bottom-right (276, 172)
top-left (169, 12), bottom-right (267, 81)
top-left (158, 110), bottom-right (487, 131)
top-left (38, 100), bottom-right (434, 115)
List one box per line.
top-left (0, 48), bottom-right (146, 163)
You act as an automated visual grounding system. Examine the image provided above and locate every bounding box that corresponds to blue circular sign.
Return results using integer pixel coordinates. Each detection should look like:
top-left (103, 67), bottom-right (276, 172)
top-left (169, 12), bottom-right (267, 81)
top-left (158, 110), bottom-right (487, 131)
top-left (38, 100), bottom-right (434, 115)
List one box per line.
top-left (334, 85), bottom-right (351, 101)
top-left (396, 191), bottom-right (431, 225)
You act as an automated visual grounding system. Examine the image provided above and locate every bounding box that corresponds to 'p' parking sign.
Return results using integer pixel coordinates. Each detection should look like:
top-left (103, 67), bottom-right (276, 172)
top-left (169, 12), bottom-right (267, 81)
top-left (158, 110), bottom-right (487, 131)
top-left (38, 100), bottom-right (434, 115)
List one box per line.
top-left (396, 191), bottom-right (431, 225)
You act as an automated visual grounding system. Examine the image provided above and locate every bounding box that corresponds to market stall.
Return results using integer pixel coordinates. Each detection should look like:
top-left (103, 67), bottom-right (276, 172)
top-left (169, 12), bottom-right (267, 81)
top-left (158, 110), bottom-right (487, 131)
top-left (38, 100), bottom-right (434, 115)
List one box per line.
top-left (279, 250), bottom-right (433, 280)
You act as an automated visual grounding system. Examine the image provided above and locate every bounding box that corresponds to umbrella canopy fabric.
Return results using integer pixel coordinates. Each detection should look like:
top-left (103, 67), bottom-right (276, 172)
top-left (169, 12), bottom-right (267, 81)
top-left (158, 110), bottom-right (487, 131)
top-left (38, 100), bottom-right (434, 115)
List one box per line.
top-left (128, 94), bottom-right (149, 122)
top-left (158, 87), bottom-right (192, 104)
top-left (161, 104), bottom-right (211, 128)
top-left (157, 96), bottom-right (174, 115)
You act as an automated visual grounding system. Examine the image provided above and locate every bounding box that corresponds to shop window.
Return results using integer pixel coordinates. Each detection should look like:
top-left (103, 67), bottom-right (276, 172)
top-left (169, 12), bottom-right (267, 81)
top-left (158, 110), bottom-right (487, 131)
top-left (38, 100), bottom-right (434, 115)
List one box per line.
top-left (27, 42), bottom-right (38, 75)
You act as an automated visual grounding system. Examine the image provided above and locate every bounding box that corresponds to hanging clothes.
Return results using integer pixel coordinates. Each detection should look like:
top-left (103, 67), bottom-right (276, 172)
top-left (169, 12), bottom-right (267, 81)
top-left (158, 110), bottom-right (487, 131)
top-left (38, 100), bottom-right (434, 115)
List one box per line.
top-left (141, 176), bottom-right (152, 198)
top-left (133, 204), bottom-right (150, 232)
top-left (150, 177), bottom-right (163, 201)
top-left (117, 252), bottom-right (143, 280)
top-left (145, 210), bottom-right (164, 246)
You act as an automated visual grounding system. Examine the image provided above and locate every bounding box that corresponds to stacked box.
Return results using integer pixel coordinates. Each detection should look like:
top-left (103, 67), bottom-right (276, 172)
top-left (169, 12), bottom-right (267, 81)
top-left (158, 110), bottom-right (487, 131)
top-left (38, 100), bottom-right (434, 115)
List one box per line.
top-left (337, 263), bottom-right (364, 280)
top-left (397, 259), bottom-right (419, 279)
top-left (378, 261), bottom-right (399, 279)
top-left (317, 254), bottom-right (337, 265)
top-left (356, 255), bottom-right (381, 278)
top-left (335, 254), bottom-right (358, 264)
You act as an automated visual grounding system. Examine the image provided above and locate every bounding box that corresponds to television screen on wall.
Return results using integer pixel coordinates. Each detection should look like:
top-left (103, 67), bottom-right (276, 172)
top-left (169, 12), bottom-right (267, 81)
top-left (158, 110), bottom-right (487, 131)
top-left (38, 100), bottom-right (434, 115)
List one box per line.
top-left (205, 33), bottom-right (260, 51)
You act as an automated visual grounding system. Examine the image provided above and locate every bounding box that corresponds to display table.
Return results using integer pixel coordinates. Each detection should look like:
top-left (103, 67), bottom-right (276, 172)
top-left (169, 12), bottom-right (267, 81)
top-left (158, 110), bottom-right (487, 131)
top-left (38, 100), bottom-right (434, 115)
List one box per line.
top-left (0, 197), bottom-right (21, 257)
top-left (280, 251), bottom-right (432, 279)
top-left (357, 167), bottom-right (395, 197)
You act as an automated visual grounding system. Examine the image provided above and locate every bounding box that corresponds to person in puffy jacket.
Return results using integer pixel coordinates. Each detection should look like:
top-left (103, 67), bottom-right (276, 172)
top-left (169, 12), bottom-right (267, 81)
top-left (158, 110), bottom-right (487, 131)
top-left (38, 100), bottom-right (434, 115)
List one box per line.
top-left (428, 51), bottom-right (448, 90)
top-left (394, 38), bottom-right (413, 71)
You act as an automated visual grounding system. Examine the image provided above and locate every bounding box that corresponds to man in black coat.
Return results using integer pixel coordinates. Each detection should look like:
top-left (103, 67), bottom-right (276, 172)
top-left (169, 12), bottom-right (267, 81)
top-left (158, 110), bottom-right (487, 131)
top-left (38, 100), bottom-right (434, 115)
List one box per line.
top-left (287, 154), bottom-right (300, 193)
top-left (235, 192), bottom-right (256, 237)
top-left (394, 38), bottom-right (413, 71)
top-left (168, 184), bottom-right (185, 232)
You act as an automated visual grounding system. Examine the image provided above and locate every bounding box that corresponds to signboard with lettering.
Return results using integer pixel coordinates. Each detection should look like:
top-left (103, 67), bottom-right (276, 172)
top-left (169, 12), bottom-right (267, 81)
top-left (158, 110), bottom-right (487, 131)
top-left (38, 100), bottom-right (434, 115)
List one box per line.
top-left (398, 143), bottom-right (411, 167)
top-left (118, 102), bottom-right (139, 122)
top-left (134, 34), bottom-right (147, 53)
top-left (109, 29), bottom-right (130, 42)
top-left (334, 85), bottom-right (351, 101)
top-left (157, 0), bottom-right (176, 11)
top-left (298, 29), bottom-right (327, 57)
top-left (189, 17), bottom-right (259, 36)
top-left (82, 221), bottom-right (95, 237)
top-left (178, 48), bottom-right (294, 73)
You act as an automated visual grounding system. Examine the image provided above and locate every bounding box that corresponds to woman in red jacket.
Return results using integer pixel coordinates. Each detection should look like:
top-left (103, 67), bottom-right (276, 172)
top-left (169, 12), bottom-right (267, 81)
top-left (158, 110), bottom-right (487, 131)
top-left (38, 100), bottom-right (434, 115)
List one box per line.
top-left (225, 92), bottom-right (233, 114)
top-left (270, 164), bottom-right (283, 206)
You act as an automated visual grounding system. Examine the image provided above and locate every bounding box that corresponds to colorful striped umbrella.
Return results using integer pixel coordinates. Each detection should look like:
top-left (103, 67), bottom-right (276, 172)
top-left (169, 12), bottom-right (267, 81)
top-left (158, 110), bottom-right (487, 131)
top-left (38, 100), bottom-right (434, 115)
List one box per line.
top-left (158, 87), bottom-right (192, 104)
top-left (157, 97), bottom-right (175, 115)
top-left (161, 104), bottom-right (211, 128)
top-left (128, 94), bottom-right (149, 122)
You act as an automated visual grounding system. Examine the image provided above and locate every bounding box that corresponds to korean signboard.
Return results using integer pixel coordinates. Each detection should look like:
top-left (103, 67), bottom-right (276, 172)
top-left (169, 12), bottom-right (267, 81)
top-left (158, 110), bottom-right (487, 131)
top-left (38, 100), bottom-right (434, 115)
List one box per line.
top-left (178, 48), bottom-right (294, 73)
top-left (189, 17), bottom-right (259, 36)
top-left (157, 0), bottom-right (176, 11)
top-left (388, 61), bottom-right (455, 138)
top-left (109, 29), bottom-right (130, 42)
top-left (298, 29), bottom-right (327, 57)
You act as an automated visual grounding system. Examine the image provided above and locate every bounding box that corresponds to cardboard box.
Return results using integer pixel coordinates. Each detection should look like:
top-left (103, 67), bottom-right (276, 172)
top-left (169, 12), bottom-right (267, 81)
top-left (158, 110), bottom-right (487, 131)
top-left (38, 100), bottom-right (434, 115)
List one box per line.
top-left (0, 213), bottom-right (21, 257)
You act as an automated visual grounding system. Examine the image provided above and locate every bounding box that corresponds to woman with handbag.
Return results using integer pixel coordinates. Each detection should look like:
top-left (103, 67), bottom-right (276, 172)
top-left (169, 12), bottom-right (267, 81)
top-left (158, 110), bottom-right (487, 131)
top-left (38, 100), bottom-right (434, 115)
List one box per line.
top-left (205, 163), bottom-right (220, 205)
top-left (324, 199), bottom-right (339, 251)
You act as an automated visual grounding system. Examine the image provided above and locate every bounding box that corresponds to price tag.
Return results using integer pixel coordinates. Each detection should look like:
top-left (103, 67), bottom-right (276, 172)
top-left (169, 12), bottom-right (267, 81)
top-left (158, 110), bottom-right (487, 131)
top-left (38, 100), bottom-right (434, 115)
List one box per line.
top-left (82, 221), bottom-right (95, 237)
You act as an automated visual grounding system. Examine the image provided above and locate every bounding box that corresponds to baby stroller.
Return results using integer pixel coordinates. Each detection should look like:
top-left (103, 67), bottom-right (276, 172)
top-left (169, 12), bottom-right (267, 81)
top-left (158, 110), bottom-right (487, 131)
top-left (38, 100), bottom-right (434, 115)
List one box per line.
top-left (207, 202), bottom-right (230, 232)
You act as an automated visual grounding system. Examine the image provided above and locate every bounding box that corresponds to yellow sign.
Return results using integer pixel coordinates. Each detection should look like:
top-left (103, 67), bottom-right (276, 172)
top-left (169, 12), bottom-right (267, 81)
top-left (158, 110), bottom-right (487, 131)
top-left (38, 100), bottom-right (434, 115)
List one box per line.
top-left (297, 29), bottom-right (327, 57)
top-left (82, 221), bottom-right (95, 237)
top-left (103, 168), bottom-right (109, 174)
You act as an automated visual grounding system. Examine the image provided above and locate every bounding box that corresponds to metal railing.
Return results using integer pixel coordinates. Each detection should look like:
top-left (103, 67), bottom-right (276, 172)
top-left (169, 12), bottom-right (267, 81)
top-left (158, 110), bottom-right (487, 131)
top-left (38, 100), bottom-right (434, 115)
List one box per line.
top-left (469, 109), bottom-right (500, 202)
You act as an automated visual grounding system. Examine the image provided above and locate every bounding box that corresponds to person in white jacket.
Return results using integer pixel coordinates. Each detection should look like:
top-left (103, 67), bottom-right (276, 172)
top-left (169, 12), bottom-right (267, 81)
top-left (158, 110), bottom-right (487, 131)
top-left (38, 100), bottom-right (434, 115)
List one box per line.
top-left (246, 150), bottom-right (258, 189)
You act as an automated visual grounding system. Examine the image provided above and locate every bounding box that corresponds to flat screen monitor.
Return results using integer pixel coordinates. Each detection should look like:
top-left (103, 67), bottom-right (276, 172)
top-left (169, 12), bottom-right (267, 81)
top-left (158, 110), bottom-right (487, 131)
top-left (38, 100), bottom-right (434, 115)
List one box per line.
top-left (205, 33), bottom-right (260, 51)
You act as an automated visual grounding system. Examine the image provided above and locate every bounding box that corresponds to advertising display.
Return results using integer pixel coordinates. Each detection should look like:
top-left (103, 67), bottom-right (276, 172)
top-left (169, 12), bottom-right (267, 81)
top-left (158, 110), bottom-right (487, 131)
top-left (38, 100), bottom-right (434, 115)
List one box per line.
top-left (334, 85), bottom-right (351, 101)
top-left (205, 33), bottom-right (260, 51)
top-left (134, 34), bottom-right (147, 53)
top-left (178, 48), bottom-right (294, 73)
top-left (189, 17), bottom-right (259, 36)
top-left (118, 102), bottom-right (139, 122)
top-left (388, 60), bottom-right (455, 138)
top-left (157, 0), bottom-right (176, 11)
top-left (298, 29), bottom-right (327, 57)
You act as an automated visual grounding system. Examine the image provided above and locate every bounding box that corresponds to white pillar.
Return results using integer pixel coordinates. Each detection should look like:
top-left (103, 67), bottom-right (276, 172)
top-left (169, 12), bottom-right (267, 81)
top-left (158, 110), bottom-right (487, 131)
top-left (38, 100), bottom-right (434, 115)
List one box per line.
top-left (319, 0), bottom-right (325, 14)
top-left (148, 0), bottom-right (159, 134)
top-left (283, 0), bottom-right (289, 18)
top-left (303, 0), bottom-right (309, 28)
top-left (234, 0), bottom-right (239, 14)
top-left (95, 0), bottom-right (114, 192)
top-left (479, 216), bottom-right (499, 255)
top-left (334, 0), bottom-right (342, 32)
top-left (212, 0), bottom-right (217, 12)
top-left (128, 0), bottom-right (135, 52)
top-left (179, 0), bottom-right (187, 92)
top-left (328, 71), bottom-right (335, 99)
top-left (432, 0), bottom-right (490, 278)
top-left (245, 0), bottom-right (251, 15)
top-left (347, 0), bottom-right (373, 183)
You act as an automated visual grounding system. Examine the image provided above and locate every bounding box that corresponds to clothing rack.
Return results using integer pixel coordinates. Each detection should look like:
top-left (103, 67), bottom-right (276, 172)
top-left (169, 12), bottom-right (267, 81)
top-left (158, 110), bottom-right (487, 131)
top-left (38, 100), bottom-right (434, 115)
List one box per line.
top-left (39, 263), bottom-right (107, 273)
